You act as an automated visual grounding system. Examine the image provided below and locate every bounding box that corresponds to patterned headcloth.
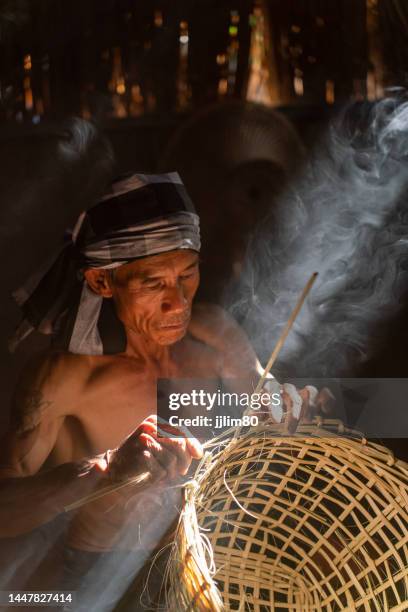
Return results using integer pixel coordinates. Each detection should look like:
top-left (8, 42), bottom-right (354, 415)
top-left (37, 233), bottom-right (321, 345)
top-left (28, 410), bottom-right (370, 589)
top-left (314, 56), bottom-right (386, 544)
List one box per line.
top-left (10, 172), bottom-right (200, 355)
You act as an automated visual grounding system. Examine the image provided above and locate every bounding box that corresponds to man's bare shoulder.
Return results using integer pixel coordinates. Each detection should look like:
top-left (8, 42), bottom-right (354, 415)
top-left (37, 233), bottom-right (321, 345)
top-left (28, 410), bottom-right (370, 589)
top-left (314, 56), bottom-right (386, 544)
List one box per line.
top-left (21, 350), bottom-right (93, 389)
top-left (12, 351), bottom-right (92, 433)
top-left (189, 303), bottom-right (244, 348)
top-left (190, 302), bottom-right (231, 331)
top-left (189, 302), bottom-right (259, 377)
top-left (35, 351), bottom-right (150, 398)
top-left (84, 352), bottom-right (151, 390)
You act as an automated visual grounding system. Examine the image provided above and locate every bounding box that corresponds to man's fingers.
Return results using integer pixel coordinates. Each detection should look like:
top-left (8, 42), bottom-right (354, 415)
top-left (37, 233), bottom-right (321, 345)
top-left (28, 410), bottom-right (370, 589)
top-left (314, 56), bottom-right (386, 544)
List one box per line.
top-left (141, 415), bottom-right (203, 459)
top-left (111, 414), bottom-right (203, 483)
top-left (139, 434), bottom-right (181, 480)
top-left (262, 383), bottom-right (335, 434)
top-left (154, 434), bottom-right (192, 476)
top-left (155, 416), bottom-right (203, 460)
top-left (143, 414), bottom-right (158, 424)
top-left (158, 426), bottom-right (203, 462)
top-left (282, 384), bottom-right (303, 433)
top-left (283, 384), bottom-right (303, 420)
top-left (315, 387), bottom-right (336, 415)
top-left (140, 429), bottom-right (195, 476)
top-left (299, 387), bottom-right (315, 423)
top-left (138, 431), bottom-right (161, 453)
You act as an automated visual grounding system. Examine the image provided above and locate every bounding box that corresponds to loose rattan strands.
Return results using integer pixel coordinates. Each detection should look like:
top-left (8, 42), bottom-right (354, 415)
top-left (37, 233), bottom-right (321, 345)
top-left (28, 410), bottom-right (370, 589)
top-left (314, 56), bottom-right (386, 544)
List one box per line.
top-left (164, 419), bottom-right (408, 611)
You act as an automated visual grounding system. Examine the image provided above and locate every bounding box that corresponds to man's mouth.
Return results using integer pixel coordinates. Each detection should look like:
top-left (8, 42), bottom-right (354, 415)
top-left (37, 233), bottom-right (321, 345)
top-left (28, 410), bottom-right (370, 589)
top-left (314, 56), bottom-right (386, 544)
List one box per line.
top-left (158, 317), bottom-right (190, 331)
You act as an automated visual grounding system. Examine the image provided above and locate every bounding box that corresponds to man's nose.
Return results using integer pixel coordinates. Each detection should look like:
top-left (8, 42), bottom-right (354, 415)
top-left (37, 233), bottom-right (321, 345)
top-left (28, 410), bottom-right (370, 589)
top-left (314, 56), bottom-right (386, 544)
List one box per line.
top-left (161, 285), bottom-right (188, 314)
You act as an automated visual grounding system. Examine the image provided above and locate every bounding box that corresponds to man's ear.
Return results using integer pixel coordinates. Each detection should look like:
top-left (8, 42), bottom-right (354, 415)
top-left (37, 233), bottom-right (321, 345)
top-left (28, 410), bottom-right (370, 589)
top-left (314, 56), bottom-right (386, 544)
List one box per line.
top-left (84, 269), bottom-right (113, 298)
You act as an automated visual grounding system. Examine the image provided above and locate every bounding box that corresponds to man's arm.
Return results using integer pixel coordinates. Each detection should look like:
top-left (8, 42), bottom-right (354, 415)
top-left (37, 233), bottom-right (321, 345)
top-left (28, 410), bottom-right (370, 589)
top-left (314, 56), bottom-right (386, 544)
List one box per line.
top-left (0, 442), bottom-right (106, 538)
top-left (0, 353), bottom-right (106, 537)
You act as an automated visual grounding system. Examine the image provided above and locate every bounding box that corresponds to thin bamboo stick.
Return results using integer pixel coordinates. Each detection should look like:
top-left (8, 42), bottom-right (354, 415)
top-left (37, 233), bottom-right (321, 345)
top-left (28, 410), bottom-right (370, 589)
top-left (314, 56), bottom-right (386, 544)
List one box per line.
top-left (254, 271), bottom-right (318, 394)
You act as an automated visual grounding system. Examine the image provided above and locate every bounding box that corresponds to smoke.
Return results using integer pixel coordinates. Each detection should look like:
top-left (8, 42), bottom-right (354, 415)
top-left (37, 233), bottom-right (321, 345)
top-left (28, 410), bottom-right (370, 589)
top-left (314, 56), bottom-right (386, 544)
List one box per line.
top-left (225, 95), bottom-right (408, 377)
top-left (58, 118), bottom-right (107, 162)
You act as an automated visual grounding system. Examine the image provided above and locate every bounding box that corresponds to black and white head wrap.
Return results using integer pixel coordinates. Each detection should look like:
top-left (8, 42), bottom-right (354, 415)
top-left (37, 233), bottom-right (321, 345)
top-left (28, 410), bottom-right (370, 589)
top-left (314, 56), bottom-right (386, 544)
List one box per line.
top-left (10, 172), bottom-right (201, 355)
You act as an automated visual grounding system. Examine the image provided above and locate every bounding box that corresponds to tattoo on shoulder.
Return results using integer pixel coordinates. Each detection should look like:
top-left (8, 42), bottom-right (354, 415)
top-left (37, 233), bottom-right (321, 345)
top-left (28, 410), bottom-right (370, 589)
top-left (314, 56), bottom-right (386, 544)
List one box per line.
top-left (15, 388), bottom-right (53, 433)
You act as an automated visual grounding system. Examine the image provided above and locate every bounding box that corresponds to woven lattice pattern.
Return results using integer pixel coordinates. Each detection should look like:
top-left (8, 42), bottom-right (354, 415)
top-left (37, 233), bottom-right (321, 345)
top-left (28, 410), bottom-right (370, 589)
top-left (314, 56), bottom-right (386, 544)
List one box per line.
top-left (165, 419), bottom-right (408, 611)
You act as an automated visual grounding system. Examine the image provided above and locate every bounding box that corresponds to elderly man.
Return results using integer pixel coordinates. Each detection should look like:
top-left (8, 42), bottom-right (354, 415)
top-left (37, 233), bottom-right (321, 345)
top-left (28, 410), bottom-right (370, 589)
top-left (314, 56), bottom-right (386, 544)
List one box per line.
top-left (0, 173), bottom-right (326, 610)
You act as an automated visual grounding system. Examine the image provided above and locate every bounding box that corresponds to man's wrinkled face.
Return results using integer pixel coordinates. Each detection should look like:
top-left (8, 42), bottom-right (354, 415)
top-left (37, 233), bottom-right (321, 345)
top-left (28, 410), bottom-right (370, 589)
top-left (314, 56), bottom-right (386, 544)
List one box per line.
top-left (109, 250), bottom-right (200, 345)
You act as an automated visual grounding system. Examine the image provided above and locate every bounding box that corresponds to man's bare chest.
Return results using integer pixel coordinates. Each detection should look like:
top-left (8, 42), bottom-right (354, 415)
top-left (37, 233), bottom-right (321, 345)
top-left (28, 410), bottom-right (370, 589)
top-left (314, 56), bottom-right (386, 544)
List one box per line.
top-left (52, 340), bottom-right (220, 462)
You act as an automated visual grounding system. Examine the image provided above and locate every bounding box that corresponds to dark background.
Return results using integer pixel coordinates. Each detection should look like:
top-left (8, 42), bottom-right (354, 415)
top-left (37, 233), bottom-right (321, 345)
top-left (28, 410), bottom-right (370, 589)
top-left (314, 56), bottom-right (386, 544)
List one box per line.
top-left (0, 0), bottom-right (407, 457)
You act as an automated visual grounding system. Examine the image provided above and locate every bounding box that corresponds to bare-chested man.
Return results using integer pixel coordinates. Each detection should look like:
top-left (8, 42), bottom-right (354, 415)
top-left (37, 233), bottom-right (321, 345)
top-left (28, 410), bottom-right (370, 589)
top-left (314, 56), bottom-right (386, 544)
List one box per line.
top-left (0, 173), bottom-right (328, 610)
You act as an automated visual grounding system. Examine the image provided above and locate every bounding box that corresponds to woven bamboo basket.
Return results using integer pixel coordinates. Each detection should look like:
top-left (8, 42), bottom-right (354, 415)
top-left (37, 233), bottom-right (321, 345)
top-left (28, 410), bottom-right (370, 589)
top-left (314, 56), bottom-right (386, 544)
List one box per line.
top-left (164, 418), bottom-right (408, 611)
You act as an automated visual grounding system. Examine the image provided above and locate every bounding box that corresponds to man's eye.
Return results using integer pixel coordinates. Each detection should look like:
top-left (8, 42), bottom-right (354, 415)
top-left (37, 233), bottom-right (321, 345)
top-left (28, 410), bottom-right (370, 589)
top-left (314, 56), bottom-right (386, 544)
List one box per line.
top-left (180, 272), bottom-right (196, 281)
top-left (144, 281), bottom-right (162, 289)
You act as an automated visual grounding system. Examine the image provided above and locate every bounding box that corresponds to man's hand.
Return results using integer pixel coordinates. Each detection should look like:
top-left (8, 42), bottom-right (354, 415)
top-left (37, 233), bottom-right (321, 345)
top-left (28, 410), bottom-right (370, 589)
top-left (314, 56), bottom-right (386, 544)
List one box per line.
top-left (67, 415), bottom-right (203, 552)
top-left (257, 380), bottom-right (335, 434)
top-left (107, 415), bottom-right (203, 484)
